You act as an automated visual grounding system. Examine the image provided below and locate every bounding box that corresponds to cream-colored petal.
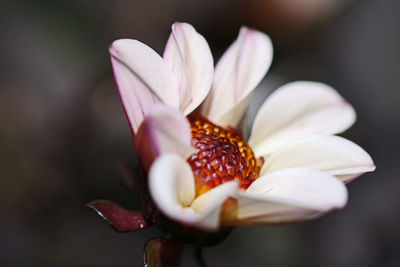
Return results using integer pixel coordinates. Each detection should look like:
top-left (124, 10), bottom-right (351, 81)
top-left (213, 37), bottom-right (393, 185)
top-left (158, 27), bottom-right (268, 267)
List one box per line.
top-left (163, 22), bottom-right (214, 114)
top-left (235, 168), bottom-right (348, 224)
top-left (261, 135), bottom-right (375, 183)
top-left (135, 104), bottom-right (195, 171)
top-left (200, 27), bottom-right (273, 128)
top-left (211, 95), bottom-right (251, 130)
top-left (149, 155), bottom-right (238, 231)
top-left (109, 39), bottom-right (179, 134)
top-left (149, 154), bottom-right (197, 221)
top-left (189, 181), bottom-right (238, 230)
top-left (234, 210), bottom-right (323, 225)
top-left (249, 81), bottom-right (356, 156)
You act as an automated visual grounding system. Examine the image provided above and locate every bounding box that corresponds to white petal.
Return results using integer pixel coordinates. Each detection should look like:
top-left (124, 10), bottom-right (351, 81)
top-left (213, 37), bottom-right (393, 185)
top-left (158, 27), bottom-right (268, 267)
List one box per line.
top-left (190, 181), bottom-right (238, 230)
top-left (249, 81), bottom-right (356, 156)
top-left (109, 39), bottom-right (179, 134)
top-left (163, 22), bottom-right (214, 114)
top-left (236, 210), bottom-right (323, 225)
top-left (210, 95), bottom-right (251, 129)
top-left (149, 154), bottom-right (197, 222)
top-left (135, 104), bottom-right (195, 171)
top-left (149, 155), bottom-right (238, 231)
top-left (261, 135), bottom-right (375, 183)
top-left (235, 168), bottom-right (348, 224)
top-left (200, 27), bottom-right (273, 128)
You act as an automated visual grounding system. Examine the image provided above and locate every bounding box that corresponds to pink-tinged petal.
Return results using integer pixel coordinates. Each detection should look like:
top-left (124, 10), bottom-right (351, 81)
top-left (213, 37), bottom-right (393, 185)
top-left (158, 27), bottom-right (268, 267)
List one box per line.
top-left (149, 155), bottom-right (237, 231)
top-left (249, 81), bottom-right (356, 156)
top-left (86, 200), bottom-right (149, 232)
top-left (109, 39), bottom-right (179, 134)
top-left (135, 104), bottom-right (195, 171)
top-left (200, 26), bottom-right (273, 128)
top-left (163, 22), bottom-right (214, 114)
top-left (235, 168), bottom-right (348, 224)
top-left (261, 135), bottom-right (375, 183)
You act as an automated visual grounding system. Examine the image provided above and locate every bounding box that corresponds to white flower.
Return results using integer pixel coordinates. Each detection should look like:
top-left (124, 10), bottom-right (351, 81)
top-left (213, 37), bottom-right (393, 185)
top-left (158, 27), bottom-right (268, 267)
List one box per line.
top-left (109, 22), bottom-right (375, 231)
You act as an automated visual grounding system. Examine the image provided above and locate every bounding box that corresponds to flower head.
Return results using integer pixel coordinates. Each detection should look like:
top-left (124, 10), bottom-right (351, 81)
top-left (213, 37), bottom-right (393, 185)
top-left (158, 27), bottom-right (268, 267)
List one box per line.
top-left (109, 22), bottom-right (375, 231)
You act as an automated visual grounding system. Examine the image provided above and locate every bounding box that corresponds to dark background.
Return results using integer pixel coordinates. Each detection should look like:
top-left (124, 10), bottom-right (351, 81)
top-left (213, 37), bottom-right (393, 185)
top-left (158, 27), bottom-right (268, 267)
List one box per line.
top-left (1, 0), bottom-right (399, 266)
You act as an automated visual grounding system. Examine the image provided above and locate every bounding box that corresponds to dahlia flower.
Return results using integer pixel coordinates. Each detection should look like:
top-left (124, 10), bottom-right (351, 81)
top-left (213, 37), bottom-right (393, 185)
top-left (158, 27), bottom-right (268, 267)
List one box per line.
top-left (107, 22), bottom-right (375, 231)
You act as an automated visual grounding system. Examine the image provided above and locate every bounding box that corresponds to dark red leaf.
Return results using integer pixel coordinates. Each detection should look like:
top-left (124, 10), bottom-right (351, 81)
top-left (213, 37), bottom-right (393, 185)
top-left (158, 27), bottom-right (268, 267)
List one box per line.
top-left (144, 238), bottom-right (183, 267)
top-left (86, 200), bottom-right (149, 232)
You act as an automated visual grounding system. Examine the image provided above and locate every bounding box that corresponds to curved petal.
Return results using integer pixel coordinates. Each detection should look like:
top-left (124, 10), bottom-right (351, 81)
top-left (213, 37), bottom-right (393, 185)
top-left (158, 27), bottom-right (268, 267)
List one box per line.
top-left (200, 26), bottom-right (273, 128)
top-left (109, 39), bottom-right (179, 134)
top-left (190, 181), bottom-right (238, 230)
top-left (235, 168), bottom-right (348, 224)
top-left (149, 155), bottom-right (237, 231)
top-left (135, 104), bottom-right (195, 171)
top-left (249, 81), bottom-right (356, 156)
top-left (261, 135), bottom-right (375, 183)
top-left (163, 22), bottom-right (214, 114)
top-left (149, 154), bottom-right (196, 220)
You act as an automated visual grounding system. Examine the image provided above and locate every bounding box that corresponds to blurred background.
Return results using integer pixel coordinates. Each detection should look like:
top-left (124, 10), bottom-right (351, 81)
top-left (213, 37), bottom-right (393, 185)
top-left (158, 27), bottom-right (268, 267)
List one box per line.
top-left (0, 0), bottom-right (399, 266)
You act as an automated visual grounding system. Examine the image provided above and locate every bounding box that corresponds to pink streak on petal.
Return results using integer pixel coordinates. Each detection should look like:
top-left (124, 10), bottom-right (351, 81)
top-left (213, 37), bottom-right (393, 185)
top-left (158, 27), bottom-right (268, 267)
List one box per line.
top-left (200, 26), bottom-right (272, 127)
top-left (163, 22), bottom-right (214, 114)
top-left (109, 39), bottom-right (179, 135)
top-left (135, 104), bottom-right (195, 171)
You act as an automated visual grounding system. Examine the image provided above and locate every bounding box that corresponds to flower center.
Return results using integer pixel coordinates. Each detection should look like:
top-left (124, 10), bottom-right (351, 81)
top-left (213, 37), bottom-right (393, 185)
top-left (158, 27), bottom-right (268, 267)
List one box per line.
top-left (187, 116), bottom-right (264, 196)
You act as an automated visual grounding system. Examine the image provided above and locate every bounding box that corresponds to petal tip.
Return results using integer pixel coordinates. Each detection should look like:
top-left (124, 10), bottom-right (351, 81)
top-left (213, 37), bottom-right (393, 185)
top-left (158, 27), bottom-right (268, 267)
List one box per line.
top-left (108, 39), bottom-right (128, 55)
top-left (371, 163), bottom-right (377, 171)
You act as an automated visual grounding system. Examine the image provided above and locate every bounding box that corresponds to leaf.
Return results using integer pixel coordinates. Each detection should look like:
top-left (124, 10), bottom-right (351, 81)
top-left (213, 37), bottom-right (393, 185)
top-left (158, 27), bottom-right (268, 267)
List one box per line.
top-left (86, 200), bottom-right (149, 232)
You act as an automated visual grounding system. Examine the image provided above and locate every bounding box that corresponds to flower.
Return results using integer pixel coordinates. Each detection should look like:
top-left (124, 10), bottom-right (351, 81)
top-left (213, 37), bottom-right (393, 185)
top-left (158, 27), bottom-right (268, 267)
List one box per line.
top-left (109, 22), bottom-right (375, 231)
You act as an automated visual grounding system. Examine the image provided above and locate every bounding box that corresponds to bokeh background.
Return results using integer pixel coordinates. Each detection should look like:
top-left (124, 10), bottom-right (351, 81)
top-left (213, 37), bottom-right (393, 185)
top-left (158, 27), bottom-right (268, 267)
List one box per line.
top-left (1, 0), bottom-right (399, 266)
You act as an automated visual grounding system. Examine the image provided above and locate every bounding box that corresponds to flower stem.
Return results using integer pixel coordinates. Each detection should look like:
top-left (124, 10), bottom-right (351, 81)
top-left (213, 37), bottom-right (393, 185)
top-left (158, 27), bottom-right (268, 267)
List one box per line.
top-left (194, 246), bottom-right (208, 267)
